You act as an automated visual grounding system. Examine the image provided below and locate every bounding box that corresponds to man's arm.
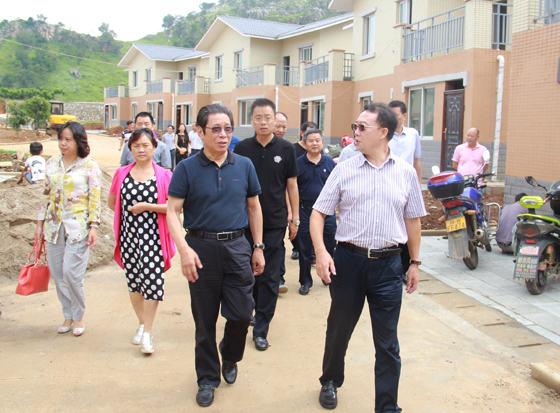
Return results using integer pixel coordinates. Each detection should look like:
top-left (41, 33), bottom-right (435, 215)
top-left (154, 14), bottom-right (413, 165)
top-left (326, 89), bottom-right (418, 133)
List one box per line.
top-left (247, 195), bottom-right (265, 276)
top-left (167, 196), bottom-right (202, 282)
top-left (404, 217), bottom-right (422, 294)
top-left (159, 145), bottom-right (172, 170)
top-left (413, 158), bottom-right (422, 183)
top-left (310, 210), bottom-right (336, 282)
top-left (452, 161), bottom-right (458, 171)
top-left (286, 176), bottom-right (299, 240)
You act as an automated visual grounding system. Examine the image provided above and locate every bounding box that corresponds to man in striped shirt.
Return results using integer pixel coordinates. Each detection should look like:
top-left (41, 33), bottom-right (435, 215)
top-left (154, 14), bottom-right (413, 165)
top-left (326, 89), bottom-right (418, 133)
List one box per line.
top-left (310, 102), bottom-right (426, 411)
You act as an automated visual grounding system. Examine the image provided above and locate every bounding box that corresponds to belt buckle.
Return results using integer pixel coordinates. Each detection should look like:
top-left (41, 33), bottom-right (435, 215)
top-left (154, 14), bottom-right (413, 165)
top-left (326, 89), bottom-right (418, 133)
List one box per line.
top-left (367, 249), bottom-right (379, 259)
top-left (217, 232), bottom-right (230, 241)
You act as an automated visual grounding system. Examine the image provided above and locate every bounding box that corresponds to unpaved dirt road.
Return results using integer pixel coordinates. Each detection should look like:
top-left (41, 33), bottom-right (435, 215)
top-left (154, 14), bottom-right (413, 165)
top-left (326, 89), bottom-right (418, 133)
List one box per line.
top-left (1, 134), bottom-right (559, 411)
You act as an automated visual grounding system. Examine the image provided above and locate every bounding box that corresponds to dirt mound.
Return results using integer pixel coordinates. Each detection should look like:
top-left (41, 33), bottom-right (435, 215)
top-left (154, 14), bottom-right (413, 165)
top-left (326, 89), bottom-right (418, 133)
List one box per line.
top-left (0, 128), bottom-right (43, 144)
top-left (0, 173), bottom-right (115, 280)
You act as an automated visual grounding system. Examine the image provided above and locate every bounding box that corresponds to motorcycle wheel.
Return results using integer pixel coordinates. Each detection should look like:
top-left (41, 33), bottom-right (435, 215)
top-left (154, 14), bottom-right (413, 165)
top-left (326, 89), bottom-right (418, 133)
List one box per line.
top-left (525, 254), bottom-right (547, 295)
top-left (463, 219), bottom-right (478, 270)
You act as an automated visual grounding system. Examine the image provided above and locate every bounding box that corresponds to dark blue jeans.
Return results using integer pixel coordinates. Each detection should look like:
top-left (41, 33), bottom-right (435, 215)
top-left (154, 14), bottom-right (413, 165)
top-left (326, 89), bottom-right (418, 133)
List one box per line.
top-left (320, 246), bottom-right (403, 413)
top-left (298, 204), bottom-right (336, 287)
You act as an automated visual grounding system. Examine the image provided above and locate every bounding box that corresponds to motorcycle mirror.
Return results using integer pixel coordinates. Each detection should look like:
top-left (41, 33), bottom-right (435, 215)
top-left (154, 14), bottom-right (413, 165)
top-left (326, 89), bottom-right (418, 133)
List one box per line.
top-left (431, 165), bottom-right (440, 175)
top-left (525, 176), bottom-right (538, 187)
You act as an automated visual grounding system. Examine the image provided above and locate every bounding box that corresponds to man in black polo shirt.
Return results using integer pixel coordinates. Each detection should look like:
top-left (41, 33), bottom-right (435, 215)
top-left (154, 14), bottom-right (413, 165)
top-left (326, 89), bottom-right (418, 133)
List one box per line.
top-left (167, 104), bottom-right (264, 408)
top-left (296, 128), bottom-right (336, 296)
top-left (234, 98), bottom-right (299, 351)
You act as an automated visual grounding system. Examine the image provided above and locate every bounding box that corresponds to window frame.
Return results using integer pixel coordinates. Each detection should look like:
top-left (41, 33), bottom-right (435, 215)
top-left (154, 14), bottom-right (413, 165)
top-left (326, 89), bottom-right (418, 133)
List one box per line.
top-left (188, 66), bottom-right (196, 80)
top-left (300, 47), bottom-right (312, 62)
top-left (408, 86), bottom-right (435, 139)
top-left (363, 13), bottom-right (376, 57)
top-left (397, 0), bottom-right (410, 25)
top-left (239, 100), bottom-right (254, 126)
top-left (145, 68), bottom-right (151, 83)
top-left (234, 51), bottom-right (242, 70)
top-left (215, 56), bottom-right (223, 81)
top-left (132, 70), bottom-right (138, 88)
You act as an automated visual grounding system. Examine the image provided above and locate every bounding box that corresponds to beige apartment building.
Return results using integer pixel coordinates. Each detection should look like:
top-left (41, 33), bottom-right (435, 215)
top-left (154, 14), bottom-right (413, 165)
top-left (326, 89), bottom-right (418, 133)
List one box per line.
top-left (104, 0), bottom-right (559, 191)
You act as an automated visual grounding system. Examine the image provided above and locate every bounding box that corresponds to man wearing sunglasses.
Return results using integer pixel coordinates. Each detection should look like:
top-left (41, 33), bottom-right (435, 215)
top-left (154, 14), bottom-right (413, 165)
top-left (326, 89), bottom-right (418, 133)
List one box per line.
top-left (311, 103), bottom-right (426, 411)
top-left (167, 104), bottom-right (264, 407)
top-left (234, 98), bottom-right (299, 352)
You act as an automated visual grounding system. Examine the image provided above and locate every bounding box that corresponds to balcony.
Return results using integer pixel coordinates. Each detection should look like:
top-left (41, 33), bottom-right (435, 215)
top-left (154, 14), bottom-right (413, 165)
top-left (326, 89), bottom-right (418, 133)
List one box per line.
top-left (536, 0), bottom-right (560, 24)
top-left (305, 56), bottom-right (329, 86)
top-left (177, 79), bottom-right (195, 95)
top-left (236, 67), bottom-right (264, 88)
top-left (104, 85), bottom-right (128, 99)
top-left (403, 6), bottom-right (465, 63)
top-left (176, 77), bottom-right (211, 95)
top-left (275, 66), bottom-right (300, 87)
top-left (492, 3), bottom-right (513, 50)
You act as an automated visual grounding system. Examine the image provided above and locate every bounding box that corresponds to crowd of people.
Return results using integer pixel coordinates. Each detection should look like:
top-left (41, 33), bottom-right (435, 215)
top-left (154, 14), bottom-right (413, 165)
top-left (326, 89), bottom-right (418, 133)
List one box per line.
top-left (35, 98), bottom-right (513, 411)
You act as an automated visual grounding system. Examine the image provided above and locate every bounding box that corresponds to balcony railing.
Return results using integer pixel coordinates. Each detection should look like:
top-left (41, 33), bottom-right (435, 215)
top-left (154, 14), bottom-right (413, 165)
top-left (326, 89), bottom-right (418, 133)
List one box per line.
top-left (403, 6), bottom-right (465, 63)
top-left (492, 3), bottom-right (512, 50)
top-left (236, 67), bottom-right (264, 88)
top-left (536, 0), bottom-right (560, 24)
top-left (104, 86), bottom-right (128, 98)
top-left (305, 55), bottom-right (329, 85)
top-left (204, 78), bottom-right (210, 94)
top-left (147, 80), bottom-right (163, 94)
top-left (177, 79), bottom-right (195, 95)
top-left (275, 66), bottom-right (299, 86)
top-left (343, 53), bottom-right (354, 81)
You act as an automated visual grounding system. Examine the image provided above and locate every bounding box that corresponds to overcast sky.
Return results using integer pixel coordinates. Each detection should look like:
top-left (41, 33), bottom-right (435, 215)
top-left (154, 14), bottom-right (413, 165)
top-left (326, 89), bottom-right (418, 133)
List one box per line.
top-left (2, 1), bottom-right (205, 41)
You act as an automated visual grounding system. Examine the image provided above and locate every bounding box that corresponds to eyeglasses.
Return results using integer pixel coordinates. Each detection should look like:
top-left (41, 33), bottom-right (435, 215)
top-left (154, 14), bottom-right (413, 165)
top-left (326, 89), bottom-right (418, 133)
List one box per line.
top-left (253, 116), bottom-right (274, 123)
top-left (204, 126), bottom-right (234, 134)
top-left (351, 123), bottom-right (379, 132)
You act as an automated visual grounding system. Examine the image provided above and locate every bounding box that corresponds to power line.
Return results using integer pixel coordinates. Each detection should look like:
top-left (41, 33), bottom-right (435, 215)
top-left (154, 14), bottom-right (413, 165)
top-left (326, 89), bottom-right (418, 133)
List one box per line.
top-left (0, 37), bottom-right (119, 66)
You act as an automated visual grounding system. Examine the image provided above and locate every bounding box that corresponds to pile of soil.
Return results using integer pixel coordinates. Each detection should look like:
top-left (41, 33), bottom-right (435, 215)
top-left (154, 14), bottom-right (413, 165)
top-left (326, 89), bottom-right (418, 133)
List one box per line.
top-left (0, 173), bottom-right (115, 280)
top-left (107, 125), bottom-right (124, 136)
top-left (421, 189), bottom-right (504, 230)
top-left (0, 128), bottom-right (41, 144)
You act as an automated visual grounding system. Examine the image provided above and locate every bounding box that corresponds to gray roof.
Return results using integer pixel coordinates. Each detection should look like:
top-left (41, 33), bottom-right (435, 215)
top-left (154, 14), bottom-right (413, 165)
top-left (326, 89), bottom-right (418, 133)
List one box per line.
top-left (217, 12), bottom-right (353, 39)
top-left (132, 43), bottom-right (206, 61)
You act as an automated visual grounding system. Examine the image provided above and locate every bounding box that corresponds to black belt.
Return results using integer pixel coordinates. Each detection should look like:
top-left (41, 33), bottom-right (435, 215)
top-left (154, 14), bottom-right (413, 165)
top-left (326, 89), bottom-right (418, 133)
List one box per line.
top-left (187, 229), bottom-right (244, 241)
top-left (339, 242), bottom-right (401, 259)
top-left (300, 200), bottom-right (314, 208)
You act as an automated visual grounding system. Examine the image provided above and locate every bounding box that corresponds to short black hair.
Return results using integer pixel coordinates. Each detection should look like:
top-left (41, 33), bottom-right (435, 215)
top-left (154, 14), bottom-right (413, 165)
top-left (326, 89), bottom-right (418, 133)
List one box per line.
top-left (250, 98), bottom-right (275, 115)
top-left (300, 121), bottom-right (318, 133)
top-left (128, 128), bottom-right (158, 150)
top-left (303, 128), bottom-right (323, 142)
top-left (363, 103), bottom-right (398, 140)
top-left (515, 193), bottom-right (527, 203)
top-left (29, 141), bottom-right (43, 155)
top-left (126, 120), bottom-right (134, 126)
top-left (58, 121), bottom-right (90, 158)
top-left (135, 111), bottom-right (155, 125)
top-left (196, 104), bottom-right (234, 130)
top-left (388, 100), bottom-right (407, 115)
top-left (167, 125), bottom-right (175, 130)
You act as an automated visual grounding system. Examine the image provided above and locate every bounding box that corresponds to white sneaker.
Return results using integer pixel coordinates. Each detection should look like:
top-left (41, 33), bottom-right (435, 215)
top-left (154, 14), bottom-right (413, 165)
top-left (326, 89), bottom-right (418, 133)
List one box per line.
top-left (132, 324), bottom-right (145, 345)
top-left (141, 332), bottom-right (154, 354)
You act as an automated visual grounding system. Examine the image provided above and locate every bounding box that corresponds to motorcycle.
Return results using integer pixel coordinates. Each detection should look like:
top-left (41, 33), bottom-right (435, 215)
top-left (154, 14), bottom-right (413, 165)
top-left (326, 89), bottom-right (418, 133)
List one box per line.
top-left (513, 176), bottom-right (560, 295)
top-left (428, 153), bottom-right (501, 270)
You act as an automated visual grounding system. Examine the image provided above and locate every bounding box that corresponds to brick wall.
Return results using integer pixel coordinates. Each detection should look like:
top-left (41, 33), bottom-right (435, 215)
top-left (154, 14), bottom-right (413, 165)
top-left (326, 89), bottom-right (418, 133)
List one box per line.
top-left (65, 102), bottom-right (104, 122)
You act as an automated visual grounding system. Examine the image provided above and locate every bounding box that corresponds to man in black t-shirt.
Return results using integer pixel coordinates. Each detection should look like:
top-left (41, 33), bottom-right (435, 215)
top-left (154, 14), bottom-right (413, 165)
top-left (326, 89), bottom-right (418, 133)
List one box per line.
top-left (234, 99), bottom-right (299, 351)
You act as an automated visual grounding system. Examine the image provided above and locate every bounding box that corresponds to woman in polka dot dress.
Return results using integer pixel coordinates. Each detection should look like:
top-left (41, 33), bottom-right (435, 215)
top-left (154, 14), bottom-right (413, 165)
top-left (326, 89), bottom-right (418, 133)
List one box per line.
top-left (108, 128), bottom-right (175, 354)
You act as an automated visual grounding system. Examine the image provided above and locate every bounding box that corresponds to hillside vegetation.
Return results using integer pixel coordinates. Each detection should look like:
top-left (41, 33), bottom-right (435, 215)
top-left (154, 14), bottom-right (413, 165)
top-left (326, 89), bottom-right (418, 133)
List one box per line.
top-left (0, 1), bottom-right (341, 101)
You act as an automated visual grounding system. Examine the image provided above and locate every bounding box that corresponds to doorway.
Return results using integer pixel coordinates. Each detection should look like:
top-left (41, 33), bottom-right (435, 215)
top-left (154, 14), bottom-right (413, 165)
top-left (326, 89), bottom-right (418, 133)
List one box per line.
top-left (441, 90), bottom-right (464, 171)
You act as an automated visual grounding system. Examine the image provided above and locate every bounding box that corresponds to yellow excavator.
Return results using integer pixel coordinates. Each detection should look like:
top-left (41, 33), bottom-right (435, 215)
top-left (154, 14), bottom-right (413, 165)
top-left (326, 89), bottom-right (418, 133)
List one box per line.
top-left (47, 101), bottom-right (76, 134)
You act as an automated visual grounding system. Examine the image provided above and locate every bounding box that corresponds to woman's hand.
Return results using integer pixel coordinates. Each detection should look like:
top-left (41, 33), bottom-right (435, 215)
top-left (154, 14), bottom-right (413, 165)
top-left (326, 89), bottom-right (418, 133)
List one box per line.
top-left (86, 227), bottom-right (97, 248)
top-left (179, 147), bottom-right (186, 155)
top-left (34, 222), bottom-right (44, 243)
top-left (127, 202), bottom-right (149, 215)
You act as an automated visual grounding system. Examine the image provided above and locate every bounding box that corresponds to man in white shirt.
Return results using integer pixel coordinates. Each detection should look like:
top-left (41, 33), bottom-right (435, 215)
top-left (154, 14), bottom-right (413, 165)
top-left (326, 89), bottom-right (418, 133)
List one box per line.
top-left (388, 100), bottom-right (422, 182)
top-left (189, 123), bottom-right (204, 157)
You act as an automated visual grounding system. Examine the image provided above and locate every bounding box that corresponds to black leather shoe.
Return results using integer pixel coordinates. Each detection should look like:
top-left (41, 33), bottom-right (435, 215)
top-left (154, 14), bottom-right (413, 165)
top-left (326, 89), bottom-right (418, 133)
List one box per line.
top-left (319, 381), bottom-right (337, 409)
top-left (253, 336), bottom-right (269, 351)
top-left (299, 285), bottom-right (310, 295)
top-left (196, 384), bottom-right (215, 407)
top-left (219, 341), bottom-right (238, 384)
top-left (291, 250), bottom-right (299, 260)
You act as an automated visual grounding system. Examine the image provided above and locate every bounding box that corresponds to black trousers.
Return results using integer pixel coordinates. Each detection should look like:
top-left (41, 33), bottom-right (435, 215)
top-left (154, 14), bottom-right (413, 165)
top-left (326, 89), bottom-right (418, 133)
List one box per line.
top-left (187, 235), bottom-right (255, 387)
top-left (320, 246), bottom-right (404, 413)
top-left (245, 227), bottom-right (285, 339)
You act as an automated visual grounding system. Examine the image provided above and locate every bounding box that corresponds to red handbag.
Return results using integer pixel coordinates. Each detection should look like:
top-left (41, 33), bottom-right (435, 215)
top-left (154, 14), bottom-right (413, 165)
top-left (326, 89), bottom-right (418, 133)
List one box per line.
top-left (16, 239), bottom-right (51, 296)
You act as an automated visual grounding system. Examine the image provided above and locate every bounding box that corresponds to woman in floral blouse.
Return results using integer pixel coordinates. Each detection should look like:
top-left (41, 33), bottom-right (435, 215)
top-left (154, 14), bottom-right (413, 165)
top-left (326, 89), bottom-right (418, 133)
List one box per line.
top-left (35, 121), bottom-right (101, 337)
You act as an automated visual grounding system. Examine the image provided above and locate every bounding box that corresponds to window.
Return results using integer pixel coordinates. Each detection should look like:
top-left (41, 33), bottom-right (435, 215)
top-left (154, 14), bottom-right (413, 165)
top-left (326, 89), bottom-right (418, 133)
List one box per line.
top-left (310, 100), bottom-right (325, 130)
top-left (147, 102), bottom-right (156, 120)
top-left (300, 47), bottom-right (312, 61)
top-left (215, 56), bottom-right (223, 80)
top-left (132, 103), bottom-right (138, 119)
top-left (234, 52), bottom-right (242, 70)
top-left (188, 66), bottom-right (196, 79)
top-left (178, 72), bottom-right (184, 80)
top-left (239, 100), bottom-right (253, 126)
top-left (408, 87), bottom-right (435, 138)
top-left (145, 68), bottom-right (151, 83)
top-left (362, 97), bottom-right (371, 110)
top-left (132, 71), bottom-right (138, 88)
top-left (364, 13), bottom-right (375, 55)
top-left (109, 105), bottom-right (117, 120)
top-left (397, 0), bottom-right (410, 25)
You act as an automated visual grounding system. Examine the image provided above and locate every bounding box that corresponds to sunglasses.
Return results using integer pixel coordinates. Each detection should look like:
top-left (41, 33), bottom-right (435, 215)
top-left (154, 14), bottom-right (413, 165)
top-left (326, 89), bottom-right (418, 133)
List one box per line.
top-left (204, 126), bottom-right (234, 134)
top-left (350, 123), bottom-right (378, 132)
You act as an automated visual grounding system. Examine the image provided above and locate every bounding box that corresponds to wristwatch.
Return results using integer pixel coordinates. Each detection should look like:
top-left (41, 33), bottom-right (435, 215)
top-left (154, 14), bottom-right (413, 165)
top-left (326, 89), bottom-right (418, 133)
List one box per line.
top-left (253, 243), bottom-right (265, 250)
top-left (290, 220), bottom-right (300, 226)
top-left (409, 259), bottom-right (421, 266)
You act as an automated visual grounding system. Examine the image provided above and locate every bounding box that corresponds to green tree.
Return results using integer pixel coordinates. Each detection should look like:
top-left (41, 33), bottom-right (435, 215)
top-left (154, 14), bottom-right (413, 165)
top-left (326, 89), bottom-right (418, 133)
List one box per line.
top-left (22, 96), bottom-right (50, 134)
top-left (7, 102), bottom-right (30, 135)
top-left (162, 14), bottom-right (176, 29)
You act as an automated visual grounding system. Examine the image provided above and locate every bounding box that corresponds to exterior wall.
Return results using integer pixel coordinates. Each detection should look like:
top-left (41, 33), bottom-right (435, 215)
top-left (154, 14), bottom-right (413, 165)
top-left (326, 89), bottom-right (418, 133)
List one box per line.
top-left (64, 102), bottom-right (104, 122)
top-left (505, 22), bottom-right (560, 185)
top-left (128, 54), bottom-right (152, 97)
top-left (464, 0), bottom-right (494, 50)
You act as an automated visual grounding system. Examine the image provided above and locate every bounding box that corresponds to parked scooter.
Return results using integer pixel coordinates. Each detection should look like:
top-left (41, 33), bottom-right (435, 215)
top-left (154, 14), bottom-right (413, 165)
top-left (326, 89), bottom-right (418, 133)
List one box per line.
top-left (513, 176), bottom-right (560, 294)
top-left (428, 152), bottom-right (501, 270)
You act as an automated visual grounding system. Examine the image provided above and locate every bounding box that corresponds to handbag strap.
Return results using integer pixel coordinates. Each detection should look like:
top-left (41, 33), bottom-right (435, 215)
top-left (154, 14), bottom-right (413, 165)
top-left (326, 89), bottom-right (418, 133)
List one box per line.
top-left (28, 239), bottom-right (48, 266)
top-left (28, 239), bottom-right (39, 262)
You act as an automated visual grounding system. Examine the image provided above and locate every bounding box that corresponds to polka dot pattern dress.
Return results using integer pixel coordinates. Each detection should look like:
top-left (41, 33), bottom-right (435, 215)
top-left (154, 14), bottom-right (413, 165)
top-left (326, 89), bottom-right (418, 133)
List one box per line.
top-left (119, 173), bottom-right (165, 301)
